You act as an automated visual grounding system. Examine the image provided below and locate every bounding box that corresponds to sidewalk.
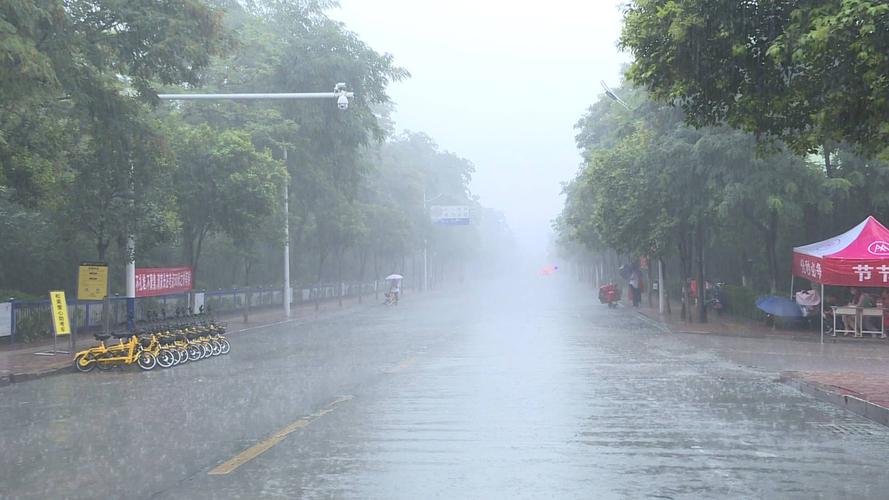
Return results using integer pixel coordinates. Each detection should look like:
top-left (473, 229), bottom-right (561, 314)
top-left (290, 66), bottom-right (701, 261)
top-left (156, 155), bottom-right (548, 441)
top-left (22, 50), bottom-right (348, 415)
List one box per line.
top-left (780, 372), bottom-right (889, 426)
top-left (635, 300), bottom-right (889, 343)
top-left (0, 293), bottom-right (382, 386)
top-left (631, 299), bottom-right (889, 426)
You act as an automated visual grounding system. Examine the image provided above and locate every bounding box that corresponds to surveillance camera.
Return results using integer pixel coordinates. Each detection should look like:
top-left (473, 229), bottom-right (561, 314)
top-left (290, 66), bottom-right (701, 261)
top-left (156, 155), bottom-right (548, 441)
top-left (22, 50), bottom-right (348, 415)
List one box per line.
top-left (337, 94), bottom-right (349, 110)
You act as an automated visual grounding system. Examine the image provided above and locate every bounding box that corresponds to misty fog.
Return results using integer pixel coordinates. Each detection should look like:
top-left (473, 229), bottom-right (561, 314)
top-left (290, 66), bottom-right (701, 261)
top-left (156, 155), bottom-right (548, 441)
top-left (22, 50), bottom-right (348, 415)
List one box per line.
top-left (4, 1), bottom-right (889, 499)
top-left (333, 0), bottom-right (629, 260)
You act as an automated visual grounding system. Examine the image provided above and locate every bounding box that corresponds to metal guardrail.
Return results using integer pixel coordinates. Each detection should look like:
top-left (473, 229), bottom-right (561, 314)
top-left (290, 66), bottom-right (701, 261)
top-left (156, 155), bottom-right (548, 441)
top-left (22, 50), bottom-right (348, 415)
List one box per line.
top-left (2, 281), bottom-right (383, 342)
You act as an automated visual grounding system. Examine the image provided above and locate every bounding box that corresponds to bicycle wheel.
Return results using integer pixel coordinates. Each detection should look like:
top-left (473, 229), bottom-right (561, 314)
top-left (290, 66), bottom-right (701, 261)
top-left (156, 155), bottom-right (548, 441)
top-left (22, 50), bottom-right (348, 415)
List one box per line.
top-left (96, 352), bottom-right (115, 371)
top-left (74, 353), bottom-right (96, 373)
top-left (187, 345), bottom-right (202, 361)
top-left (137, 351), bottom-right (157, 371)
top-left (156, 349), bottom-right (175, 368)
top-left (177, 347), bottom-right (189, 364)
top-left (219, 338), bottom-right (231, 355)
top-left (201, 343), bottom-right (212, 358)
top-left (210, 341), bottom-right (221, 356)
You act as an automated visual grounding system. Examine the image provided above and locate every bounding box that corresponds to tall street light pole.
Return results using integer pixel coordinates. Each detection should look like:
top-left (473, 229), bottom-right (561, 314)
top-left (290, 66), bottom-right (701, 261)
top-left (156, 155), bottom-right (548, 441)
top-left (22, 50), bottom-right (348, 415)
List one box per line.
top-left (151, 84), bottom-right (353, 320)
top-left (601, 80), bottom-right (665, 314)
top-left (282, 148), bottom-right (291, 317)
top-left (600, 80), bottom-right (633, 110)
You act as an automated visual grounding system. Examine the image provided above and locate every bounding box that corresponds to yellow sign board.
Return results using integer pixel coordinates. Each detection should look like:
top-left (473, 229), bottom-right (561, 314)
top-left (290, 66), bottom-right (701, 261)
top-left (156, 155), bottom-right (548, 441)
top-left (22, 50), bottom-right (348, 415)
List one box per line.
top-left (49, 291), bottom-right (71, 336)
top-left (77, 262), bottom-right (108, 301)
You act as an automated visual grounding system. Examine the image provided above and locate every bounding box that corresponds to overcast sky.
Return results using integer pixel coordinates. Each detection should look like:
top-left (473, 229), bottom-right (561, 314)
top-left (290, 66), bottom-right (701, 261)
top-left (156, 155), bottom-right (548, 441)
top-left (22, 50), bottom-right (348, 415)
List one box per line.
top-left (331, 1), bottom-right (629, 260)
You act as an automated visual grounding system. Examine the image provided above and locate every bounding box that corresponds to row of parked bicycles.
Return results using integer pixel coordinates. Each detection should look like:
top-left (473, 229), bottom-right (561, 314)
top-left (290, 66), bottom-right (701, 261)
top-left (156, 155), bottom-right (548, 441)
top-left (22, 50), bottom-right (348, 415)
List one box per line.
top-left (73, 307), bottom-right (229, 372)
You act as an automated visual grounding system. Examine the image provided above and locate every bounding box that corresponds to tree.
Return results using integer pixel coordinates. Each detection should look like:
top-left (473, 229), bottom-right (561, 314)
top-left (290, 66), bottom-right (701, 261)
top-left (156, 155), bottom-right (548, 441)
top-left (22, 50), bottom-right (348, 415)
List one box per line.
top-left (64, 96), bottom-right (180, 263)
top-left (0, 1), bottom-right (500, 300)
top-left (0, 0), bottom-right (231, 203)
top-left (620, 0), bottom-right (889, 158)
top-left (169, 122), bottom-right (287, 284)
top-left (711, 131), bottom-right (844, 292)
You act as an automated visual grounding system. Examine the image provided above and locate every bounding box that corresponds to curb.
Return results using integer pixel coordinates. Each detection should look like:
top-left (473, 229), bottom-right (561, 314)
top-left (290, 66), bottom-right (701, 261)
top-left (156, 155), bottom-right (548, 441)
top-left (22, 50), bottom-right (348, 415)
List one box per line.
top-left (779, 372), bottom-right (889, 427)
top-left (634, 311), bottom-right (672, 334)
top-left (635, 310), bottom-right (883, 344)
top-left (8, 365), bottom-right (73, 384)
top-left (672, 328), bottom-right (819, 343)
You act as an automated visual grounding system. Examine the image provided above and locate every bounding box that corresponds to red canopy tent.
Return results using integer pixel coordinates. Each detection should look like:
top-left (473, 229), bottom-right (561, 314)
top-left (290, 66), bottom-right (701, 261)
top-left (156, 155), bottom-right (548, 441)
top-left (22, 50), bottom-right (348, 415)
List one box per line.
top-left (792, 216), bottom-right (889, 342)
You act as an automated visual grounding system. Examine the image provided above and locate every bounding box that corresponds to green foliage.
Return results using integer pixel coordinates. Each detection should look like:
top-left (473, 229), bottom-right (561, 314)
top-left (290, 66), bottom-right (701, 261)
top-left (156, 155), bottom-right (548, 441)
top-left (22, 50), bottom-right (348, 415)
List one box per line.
top-left (15, 312), bottom-right (53, 343)
top-left (721, 284), bottom-right (765, 321)
top-left (168, 120), bottom-right (287, 281)
top-left (0, 1), bottom-right (500, 297)
top-left (621, 0), bottom-right (889, 156)
top-left (558, 80), bottom-right (847, 315)
top-left (0, 290), bottom-right (42, 301)
top-left (0, 0), bottom-right (231, 206)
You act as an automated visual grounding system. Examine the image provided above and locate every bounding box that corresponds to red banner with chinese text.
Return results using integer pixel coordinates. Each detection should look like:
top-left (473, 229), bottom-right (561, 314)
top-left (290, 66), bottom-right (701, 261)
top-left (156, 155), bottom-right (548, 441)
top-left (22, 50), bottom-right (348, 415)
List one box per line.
top-left (793, 253), bottom-right (889, 287)
top-left (135, 267), bottom-right (193, 297)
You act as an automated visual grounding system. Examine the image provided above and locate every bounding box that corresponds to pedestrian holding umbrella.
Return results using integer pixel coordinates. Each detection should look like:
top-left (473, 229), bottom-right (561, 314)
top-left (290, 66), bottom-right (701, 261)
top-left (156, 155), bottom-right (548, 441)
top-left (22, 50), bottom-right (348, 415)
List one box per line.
top-left (384, 274), bottom-right (403, 305)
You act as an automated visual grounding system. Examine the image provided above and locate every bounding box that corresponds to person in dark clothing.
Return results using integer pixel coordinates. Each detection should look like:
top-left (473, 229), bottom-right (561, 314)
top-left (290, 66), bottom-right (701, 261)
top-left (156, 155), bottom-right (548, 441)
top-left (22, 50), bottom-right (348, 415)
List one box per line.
top-left (628, 269), bottom-right (642, 307)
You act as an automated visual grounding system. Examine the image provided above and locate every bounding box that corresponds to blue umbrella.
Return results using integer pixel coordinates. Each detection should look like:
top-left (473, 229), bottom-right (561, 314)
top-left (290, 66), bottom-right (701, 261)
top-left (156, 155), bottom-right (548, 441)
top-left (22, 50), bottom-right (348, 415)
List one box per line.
top-left (755, 295), bottom-right (804, 318)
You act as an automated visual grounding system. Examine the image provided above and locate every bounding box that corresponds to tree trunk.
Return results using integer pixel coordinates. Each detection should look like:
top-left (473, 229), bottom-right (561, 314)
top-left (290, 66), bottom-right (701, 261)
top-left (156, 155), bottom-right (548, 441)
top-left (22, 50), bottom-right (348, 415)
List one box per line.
top-left (600, 256), bottom-right (605, 286)
top-left (414, 254), bottom-right (419, 292)
top-left (695, 220), bottom-right (707, 324)
top-left (803, 204), bottom-right (820, 243)
top-left (182, 225), bottom-right (195, 271)
top-left (315, 247), bottom-right (327, 311)
top-left (660, 257), bottom-right (671, 315)
top-left (647, 259), bottom-right (654, 307)
top-left (373, 249), bottom-right (380, 301)
top-left (97, 237), bottom-right (109, 262)
top-left (765, 209), bottom-right (779, 294)
top-left (743, 207), bottom-right (780, 294)
top-left (243, 256), bottom-right (251, 323)
top-left (337, 247), bottom-right (344, 308)
top-left (182, 223), bottom-right (208, 286)
top-left (823, 144), bottom-right (833, 178)
top-left (357, 247), bottom-right (368, 304)
top-left (678, 225), bottom-right (692, 322)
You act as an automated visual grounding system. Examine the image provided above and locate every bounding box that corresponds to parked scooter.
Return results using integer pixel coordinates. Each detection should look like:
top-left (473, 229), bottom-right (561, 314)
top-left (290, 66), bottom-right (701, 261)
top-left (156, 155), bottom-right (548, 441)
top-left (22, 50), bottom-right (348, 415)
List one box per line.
top-left (598, 283), bottom-right (620, 308)
top-left (705, 281), bottom-right (726, 315)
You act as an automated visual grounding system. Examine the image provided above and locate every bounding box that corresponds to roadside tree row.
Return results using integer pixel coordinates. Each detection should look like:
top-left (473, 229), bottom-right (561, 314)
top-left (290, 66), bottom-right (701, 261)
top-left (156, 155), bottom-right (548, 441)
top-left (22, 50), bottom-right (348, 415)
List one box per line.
top-left (557, 1), bottom-right (889, 322)
top-left (0, 1), bottom-right (510, 298)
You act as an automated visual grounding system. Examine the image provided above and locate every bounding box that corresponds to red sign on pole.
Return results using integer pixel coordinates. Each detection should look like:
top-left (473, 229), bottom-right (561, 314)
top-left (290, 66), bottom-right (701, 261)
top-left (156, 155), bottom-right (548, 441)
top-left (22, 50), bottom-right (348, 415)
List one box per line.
top-left (135, 267), bottom-right (193, 297)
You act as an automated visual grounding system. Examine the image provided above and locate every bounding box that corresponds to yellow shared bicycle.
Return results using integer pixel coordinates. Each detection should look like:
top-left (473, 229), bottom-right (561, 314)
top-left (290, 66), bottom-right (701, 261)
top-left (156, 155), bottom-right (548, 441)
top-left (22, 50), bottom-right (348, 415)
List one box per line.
top-left (73, 307), bottom-right (229, 373)
top-left (73, 332), bottom-right (157, 372)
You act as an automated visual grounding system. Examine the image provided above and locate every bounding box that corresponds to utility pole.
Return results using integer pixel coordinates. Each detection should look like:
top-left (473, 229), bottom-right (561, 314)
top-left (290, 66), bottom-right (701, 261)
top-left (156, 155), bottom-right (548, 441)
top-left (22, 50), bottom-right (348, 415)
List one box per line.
top-left (423, 191), bottom-right (428, 292)
top-left (602, 79), bottom-right (665, 314)
top-left (126, 162), bottom-right (136, 330)
top-left (658, 257), bottom-right (665, 315)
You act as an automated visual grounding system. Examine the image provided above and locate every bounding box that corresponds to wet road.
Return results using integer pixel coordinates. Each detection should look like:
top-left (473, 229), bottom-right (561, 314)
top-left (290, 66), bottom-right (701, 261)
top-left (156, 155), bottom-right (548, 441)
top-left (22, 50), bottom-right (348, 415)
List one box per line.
top-left (3, 278), bottom-right (889, 499)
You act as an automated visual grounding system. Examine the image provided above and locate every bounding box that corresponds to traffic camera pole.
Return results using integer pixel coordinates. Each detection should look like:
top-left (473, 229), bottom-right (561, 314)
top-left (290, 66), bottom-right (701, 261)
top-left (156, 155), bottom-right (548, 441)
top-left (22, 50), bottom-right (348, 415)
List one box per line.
top-left (156, 85), bottom-right (353, 319)
top-left (283, 149), bottom-right (291, 318)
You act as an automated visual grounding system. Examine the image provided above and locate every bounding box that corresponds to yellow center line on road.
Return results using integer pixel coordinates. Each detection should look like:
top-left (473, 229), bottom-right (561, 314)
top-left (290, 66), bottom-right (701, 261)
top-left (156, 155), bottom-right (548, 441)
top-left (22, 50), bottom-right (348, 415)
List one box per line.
top-left (208, 395), bottom-right (353, 476)
top-left (382, 356), bottom-right (416, 374)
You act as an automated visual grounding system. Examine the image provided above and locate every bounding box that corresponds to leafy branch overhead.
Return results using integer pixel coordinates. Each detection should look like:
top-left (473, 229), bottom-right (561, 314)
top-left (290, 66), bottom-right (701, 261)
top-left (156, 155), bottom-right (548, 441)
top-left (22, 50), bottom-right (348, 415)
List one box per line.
top-left (620, 0), bottom-right (889, 158)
